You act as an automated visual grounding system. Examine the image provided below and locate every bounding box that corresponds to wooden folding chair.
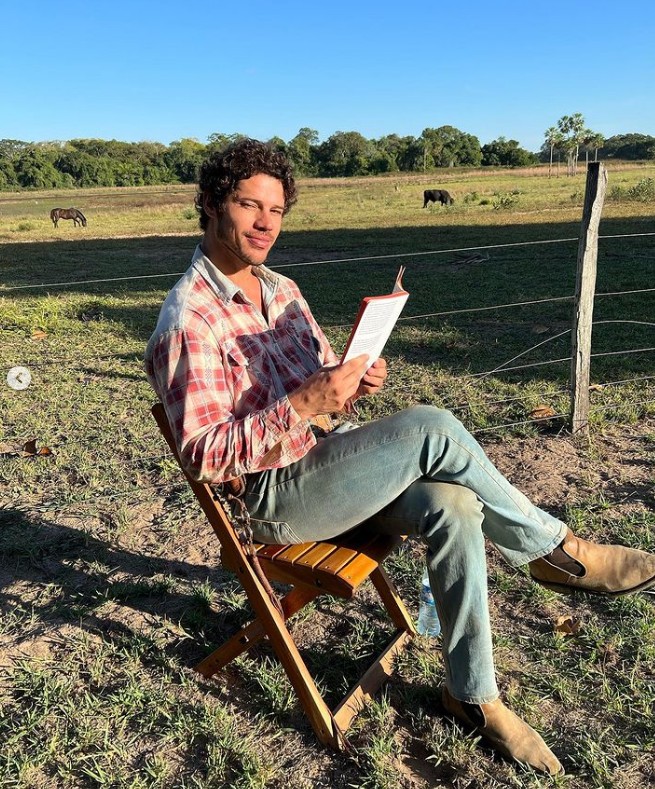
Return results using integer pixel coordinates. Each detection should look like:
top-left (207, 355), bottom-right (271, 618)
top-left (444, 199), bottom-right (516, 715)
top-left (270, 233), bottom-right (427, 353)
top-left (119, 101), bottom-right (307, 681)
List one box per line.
top-left (152, 402), bottom-right (416, 750)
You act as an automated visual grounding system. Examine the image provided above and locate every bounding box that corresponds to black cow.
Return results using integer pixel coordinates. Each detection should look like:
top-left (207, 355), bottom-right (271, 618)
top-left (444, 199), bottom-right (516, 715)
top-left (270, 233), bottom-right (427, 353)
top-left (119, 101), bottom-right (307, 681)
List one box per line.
top-left (423, 189), bottom-right (454, 208)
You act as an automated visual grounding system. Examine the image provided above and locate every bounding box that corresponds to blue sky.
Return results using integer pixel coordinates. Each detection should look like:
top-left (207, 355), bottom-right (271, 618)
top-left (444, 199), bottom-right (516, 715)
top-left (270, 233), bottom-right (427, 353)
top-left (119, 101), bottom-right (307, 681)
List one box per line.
top-left (2, 0), bottom-right (654, 153)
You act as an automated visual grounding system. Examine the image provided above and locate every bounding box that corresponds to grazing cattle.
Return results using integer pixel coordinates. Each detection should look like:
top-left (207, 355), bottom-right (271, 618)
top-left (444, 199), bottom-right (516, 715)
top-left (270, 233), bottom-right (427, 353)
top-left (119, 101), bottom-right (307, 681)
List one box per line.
top-left (423, 189), bottom-right (454, 208)
top-left (50, 207), bottom-right (87, 228)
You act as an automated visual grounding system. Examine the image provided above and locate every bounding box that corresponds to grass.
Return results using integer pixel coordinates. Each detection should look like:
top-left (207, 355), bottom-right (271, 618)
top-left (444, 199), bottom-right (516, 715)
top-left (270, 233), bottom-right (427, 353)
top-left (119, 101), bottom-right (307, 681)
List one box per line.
top-left (1, 163), bottom-right (655, 787)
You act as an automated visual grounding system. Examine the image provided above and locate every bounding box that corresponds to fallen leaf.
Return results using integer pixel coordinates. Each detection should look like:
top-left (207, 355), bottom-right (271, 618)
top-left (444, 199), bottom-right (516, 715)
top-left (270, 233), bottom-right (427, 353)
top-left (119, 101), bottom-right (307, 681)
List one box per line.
top-left (32, 329), bottom-right (48, 340)
top-left (589, 384), bottom-right (604, 392)
top-left (22, 439), bottom-right (38, 455)
top-left (22, 439), bottom-right (53, 457)
top-left (554, 614), bottom-right (582, 637)
top-left (530, 405), bottom-right (557, 420)
top-left (531, 324), bottom-right (550, 335)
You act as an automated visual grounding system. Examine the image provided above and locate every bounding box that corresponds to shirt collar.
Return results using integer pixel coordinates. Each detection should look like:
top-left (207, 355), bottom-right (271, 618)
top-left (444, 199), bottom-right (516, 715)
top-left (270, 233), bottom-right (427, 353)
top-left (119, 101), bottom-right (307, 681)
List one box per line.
top-left (190, 244), bottom-right (278, 302)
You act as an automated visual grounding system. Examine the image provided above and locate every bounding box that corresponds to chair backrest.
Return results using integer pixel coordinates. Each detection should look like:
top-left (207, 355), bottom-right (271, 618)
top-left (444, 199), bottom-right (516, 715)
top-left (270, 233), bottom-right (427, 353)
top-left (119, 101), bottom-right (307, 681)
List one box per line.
top-left (151, 402), bottom-right (250, 573)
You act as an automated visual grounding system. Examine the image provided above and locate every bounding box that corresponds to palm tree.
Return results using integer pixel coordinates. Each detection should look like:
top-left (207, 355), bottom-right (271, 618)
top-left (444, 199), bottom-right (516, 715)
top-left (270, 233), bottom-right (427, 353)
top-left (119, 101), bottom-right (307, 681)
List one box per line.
top-left (545, 127), bottom-right (557, 177)
top-left (590, 132), bottom-right (605, 162)
top-left (557, 113), bottom-right (586, 175)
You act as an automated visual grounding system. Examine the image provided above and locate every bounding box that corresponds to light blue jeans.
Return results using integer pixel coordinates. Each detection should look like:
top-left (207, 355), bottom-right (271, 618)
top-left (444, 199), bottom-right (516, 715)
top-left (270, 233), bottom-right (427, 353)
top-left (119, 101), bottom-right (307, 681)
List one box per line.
top-left (244, 405), bottom-right (567, 704)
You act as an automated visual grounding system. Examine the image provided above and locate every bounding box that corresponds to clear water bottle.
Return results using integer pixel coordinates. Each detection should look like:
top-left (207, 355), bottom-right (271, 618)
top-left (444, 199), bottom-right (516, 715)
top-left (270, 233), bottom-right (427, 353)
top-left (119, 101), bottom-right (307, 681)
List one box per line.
top-left (417, 568), bottom-right (441, 637)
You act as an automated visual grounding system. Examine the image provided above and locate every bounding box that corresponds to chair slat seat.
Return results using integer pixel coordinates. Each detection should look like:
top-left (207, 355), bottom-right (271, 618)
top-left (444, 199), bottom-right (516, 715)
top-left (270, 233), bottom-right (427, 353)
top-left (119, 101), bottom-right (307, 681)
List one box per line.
top-left (247, 533), bottom-right (404, 598)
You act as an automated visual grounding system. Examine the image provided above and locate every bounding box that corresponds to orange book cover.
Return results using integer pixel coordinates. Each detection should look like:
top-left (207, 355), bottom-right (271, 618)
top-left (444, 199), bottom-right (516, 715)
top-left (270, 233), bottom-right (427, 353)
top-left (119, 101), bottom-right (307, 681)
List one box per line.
top-left (341, 266), bottom-right (409, 366)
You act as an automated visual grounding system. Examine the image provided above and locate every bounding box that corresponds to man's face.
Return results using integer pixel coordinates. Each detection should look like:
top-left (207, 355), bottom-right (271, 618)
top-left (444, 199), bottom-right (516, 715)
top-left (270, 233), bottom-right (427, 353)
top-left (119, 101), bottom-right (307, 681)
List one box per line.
top-left (206, 173), bottom-right (285, 271)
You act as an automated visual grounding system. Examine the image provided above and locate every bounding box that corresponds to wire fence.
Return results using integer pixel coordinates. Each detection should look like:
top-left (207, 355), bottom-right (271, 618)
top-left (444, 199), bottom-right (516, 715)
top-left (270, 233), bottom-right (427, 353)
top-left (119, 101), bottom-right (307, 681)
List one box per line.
top-left (2, 214), bottom-right (655, 515)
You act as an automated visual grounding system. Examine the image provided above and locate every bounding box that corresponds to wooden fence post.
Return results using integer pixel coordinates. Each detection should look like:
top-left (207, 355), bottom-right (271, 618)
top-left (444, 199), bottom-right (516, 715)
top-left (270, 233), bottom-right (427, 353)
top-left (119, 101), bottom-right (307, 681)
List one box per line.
top-left (570, 162), bottom-right (608, 435)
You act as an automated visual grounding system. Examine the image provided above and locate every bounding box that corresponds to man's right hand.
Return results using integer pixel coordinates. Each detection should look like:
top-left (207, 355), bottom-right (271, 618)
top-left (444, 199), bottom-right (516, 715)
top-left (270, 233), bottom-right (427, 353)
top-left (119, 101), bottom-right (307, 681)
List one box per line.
top-left (289, 355), bottom-right (370, 420)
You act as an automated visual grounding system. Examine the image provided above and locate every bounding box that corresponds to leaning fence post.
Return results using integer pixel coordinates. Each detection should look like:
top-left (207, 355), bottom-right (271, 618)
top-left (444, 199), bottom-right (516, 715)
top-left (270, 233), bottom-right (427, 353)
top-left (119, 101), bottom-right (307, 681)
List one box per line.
top-left (570, 162), bottom-right (608, 435)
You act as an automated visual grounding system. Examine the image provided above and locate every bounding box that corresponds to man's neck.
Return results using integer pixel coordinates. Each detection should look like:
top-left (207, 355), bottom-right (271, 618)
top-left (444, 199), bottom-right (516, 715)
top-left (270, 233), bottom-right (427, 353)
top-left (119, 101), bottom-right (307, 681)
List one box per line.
top-left (200, 239), bottom-right (265, 314)
top-left (200, 238), bottom-right (251, 283)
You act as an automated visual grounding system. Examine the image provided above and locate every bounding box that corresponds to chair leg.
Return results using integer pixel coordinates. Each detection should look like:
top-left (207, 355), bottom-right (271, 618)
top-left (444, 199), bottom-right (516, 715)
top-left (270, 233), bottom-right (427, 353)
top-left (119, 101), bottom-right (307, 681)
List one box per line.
top-left (245, 586), bottom-right (342, 748)
top-left (370, 566), bottom-right (417, 634)
top-left (332, 630), bottom-right (413, 733)
top-left (196, 585), bottom-right (321, 678)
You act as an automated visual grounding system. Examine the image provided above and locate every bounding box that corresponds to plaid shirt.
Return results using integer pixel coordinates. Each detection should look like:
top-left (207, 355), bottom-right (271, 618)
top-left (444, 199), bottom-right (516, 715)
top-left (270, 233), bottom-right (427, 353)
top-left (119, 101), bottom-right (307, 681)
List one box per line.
top-left (145, 245), bottom-right (338, 483)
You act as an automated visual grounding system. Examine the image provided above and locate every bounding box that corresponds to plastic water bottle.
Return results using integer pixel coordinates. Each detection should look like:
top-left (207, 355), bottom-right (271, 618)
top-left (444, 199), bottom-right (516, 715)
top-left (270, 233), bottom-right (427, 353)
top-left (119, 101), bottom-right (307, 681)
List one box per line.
top-left (417, 568), bottom-right (441, 637)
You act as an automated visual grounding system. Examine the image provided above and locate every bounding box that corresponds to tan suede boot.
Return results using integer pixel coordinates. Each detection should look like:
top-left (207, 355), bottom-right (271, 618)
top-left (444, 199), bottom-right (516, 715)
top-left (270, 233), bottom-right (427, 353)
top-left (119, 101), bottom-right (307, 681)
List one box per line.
top-left (529, 528), bottom-right (655, 595)
top-left (441, 687), bottom-right (563, 775)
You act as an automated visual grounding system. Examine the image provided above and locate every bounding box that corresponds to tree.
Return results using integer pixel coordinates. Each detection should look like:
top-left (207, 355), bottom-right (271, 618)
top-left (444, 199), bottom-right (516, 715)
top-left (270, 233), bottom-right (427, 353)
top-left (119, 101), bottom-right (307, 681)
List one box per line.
top-left (55, 148), bottom-right (116, 187)
top-left (601, 133), bottom-right (655, 160)
top-left (0, 157), bottom-right (17, 190)
top-left (206, 132), bottom-right (246, 154)
top-left (287, 128), bottom-right (320, 176)
top-left (165, 138), bottom-right (206, 182)
top-left (14, 146), bottom-right (67, 189)
top-left (556, 113), bottom-right (586, 175)
top-left (315, 131), bottom-right (374, 177)
top-left (266, 136), bottom-right (288, 155)
top-left (543, 126), bottom-right (565, 177)
top-left (481, 137), bottom-right (537, 167)
top-left (0, 139), bottom-right (30, 160)
top-left (581, 130), bottom-right (605, 165)
top-left (420, 126), bottom-right (482, 168)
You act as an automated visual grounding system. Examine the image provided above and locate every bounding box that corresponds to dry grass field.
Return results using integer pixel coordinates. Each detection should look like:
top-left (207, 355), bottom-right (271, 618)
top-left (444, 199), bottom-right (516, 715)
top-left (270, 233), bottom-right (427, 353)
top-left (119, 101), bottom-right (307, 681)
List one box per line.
top-left (1, 163), bottom-right (655, 788)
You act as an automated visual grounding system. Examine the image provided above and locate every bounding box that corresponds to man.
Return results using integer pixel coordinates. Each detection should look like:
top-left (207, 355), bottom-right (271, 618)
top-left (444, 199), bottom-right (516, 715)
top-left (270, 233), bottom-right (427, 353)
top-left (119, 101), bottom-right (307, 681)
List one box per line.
top-left (145, 138), bottom-right (655, 776)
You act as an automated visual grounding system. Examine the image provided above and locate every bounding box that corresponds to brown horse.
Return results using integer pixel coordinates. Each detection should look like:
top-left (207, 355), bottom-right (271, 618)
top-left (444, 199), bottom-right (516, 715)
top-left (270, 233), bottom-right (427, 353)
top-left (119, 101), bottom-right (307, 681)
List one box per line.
top-left (50, 207), bottom-right (87, 228)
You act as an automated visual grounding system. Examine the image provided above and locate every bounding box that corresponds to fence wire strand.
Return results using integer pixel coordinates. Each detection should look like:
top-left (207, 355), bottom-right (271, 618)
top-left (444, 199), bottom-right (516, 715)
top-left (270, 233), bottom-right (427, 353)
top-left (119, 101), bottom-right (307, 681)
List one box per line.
top-left (2, 230), bottom-right (654, 293)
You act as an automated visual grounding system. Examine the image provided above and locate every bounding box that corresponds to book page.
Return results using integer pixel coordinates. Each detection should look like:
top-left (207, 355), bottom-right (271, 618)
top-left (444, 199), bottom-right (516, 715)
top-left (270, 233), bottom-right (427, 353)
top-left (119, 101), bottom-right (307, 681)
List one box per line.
top-left (341, 267), bottom-right (409, 366)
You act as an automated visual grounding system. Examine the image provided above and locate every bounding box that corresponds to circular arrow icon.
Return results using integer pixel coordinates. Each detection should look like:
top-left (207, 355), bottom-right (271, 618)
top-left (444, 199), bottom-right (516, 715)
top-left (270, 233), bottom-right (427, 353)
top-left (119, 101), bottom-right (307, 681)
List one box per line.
top-left (7, 366), bottom-right (32, 390)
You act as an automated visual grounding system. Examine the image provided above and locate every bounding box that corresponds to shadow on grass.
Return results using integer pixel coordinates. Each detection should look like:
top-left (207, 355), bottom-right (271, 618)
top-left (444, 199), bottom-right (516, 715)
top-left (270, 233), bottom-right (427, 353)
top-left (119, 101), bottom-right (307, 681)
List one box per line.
top-left (2, 216), bottom-right (654, 383)
top-left (0, 507), bottom-right (406, 708)
top-left (0, 507), bottom-right (244, 664)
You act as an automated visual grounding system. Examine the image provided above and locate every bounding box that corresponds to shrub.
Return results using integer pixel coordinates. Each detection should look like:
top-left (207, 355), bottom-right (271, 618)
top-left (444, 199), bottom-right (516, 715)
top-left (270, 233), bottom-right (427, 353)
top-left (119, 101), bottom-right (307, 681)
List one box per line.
top-left (628, 177), bottom-right (655, 201)
top-left (492, 193), bottom-right (519, 210)
top-left (609, 178), bottom-right (655, 203)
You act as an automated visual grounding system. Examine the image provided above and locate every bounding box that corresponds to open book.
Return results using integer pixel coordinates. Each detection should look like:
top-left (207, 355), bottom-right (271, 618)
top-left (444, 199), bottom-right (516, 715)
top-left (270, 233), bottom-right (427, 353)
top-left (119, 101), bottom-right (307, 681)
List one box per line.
top-left (341, 266), bottom-right (409, 366)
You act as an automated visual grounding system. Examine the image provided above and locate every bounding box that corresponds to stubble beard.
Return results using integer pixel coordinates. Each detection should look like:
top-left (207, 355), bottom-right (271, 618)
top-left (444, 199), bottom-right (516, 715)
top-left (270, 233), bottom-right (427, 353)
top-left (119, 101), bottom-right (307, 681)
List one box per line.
top-left (215, 228), bottom-right (270, 270)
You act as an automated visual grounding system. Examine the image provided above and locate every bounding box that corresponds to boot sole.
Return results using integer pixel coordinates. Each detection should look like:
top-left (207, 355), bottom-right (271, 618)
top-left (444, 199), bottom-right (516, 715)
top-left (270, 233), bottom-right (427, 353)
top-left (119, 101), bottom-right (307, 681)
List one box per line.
top-left (530, 574), bottom-right (655, 596)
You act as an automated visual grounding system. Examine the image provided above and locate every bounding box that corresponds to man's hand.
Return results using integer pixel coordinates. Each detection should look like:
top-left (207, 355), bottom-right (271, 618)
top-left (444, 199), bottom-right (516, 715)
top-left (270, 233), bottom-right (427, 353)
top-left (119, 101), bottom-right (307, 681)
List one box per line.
top-left (355, 357), bottom-right (387, 398)
top-left (289, 355), bottom-right (370, 419)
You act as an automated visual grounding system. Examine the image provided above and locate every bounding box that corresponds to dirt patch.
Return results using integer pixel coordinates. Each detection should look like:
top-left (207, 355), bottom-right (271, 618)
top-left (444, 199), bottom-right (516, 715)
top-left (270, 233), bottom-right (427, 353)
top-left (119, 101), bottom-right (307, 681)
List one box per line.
top-left (484, 420), bottom-right (655, 518)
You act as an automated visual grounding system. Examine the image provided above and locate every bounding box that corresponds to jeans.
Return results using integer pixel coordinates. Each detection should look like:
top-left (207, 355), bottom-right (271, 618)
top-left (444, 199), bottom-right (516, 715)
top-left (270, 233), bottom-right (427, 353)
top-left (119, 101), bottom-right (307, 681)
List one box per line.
top-left (244, 405), bottom-right (567, 704)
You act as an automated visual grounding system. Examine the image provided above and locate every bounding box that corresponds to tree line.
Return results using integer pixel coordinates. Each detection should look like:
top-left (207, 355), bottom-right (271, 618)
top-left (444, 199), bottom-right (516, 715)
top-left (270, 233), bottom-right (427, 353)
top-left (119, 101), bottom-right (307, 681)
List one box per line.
top-left (1, 122), bottom-right (653, 191)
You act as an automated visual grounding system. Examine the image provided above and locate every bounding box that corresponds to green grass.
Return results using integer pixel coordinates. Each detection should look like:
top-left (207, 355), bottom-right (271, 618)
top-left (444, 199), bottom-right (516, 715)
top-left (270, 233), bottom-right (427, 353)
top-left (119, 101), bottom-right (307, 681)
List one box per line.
top-left (1, 164), bottom-right (655, 787)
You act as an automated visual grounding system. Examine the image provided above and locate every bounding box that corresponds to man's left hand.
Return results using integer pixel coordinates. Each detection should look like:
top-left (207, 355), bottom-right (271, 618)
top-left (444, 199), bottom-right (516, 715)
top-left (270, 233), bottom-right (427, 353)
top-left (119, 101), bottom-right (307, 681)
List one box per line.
top-left (356, 357), bottom-right (387, 397)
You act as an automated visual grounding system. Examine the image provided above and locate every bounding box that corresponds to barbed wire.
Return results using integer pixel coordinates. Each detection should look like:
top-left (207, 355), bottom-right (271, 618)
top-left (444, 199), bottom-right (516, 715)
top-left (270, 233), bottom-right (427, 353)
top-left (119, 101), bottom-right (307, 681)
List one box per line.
top-left (11, 393), bottom-right (655, 514)
top-left (3, 369), bottom-right (654, 460)
top-left (2, 230), bottom-right (654, 293)
top-left (3, 296), bottom-right (654, 375)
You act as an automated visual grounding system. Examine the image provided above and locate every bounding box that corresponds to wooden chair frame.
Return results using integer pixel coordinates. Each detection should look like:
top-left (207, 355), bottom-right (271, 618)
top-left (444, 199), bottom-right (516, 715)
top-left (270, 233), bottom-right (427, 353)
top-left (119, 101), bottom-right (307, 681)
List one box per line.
top-left (152, 403), bottom-right (415, 749)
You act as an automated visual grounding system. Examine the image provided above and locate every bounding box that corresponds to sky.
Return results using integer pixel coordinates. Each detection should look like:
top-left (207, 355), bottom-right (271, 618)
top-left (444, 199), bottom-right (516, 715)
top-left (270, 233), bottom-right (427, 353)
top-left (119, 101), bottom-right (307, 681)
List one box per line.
top-left (2, 1), bottom-right (654, 154)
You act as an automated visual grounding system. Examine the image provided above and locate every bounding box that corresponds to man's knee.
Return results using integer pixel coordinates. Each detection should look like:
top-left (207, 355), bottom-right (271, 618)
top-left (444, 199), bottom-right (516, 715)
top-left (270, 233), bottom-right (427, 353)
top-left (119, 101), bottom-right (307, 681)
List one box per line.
top-left (396, 404), bottom-right (463, 434)
top-left (432, 483), bottom-right (483, 523)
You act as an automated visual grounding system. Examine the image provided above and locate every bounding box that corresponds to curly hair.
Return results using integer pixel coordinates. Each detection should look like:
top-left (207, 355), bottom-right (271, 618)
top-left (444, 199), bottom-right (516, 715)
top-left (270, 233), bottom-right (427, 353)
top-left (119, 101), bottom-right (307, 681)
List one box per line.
top-left (195, 138), bottom-right (298, 230)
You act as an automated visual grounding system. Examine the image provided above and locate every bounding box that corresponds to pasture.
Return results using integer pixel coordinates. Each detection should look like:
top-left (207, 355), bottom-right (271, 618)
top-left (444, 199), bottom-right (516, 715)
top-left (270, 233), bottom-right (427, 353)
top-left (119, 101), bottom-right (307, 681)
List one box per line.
top-left (1, 163), bottom-right (655, 788)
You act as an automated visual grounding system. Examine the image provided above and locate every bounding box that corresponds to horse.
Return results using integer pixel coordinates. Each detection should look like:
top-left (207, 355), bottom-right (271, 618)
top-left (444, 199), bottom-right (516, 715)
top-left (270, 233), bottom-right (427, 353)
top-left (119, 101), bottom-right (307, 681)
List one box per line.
top-left (50, 208), bottom-right (87, 228)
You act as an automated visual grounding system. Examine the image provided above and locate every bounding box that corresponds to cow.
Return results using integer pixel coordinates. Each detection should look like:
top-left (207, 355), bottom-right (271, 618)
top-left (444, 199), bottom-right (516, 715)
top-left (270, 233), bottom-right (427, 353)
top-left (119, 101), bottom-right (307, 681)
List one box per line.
top-left (423, 189), bottom-right (454, 208)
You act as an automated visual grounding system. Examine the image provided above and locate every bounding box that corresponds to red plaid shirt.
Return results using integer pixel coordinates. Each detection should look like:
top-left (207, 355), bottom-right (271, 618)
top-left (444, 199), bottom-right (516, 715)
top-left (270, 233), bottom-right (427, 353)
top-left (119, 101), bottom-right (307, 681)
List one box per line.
top-left (145, 246), bottom-right (338, 483)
